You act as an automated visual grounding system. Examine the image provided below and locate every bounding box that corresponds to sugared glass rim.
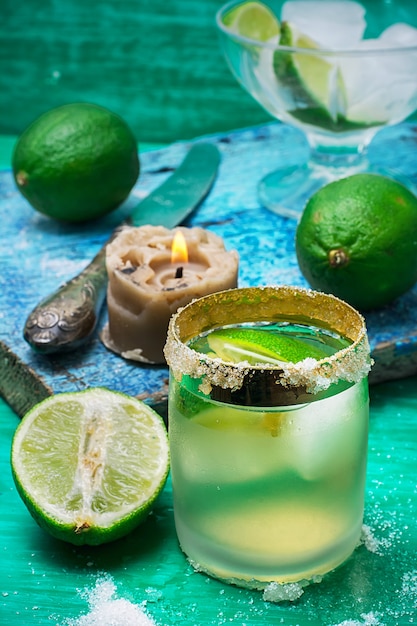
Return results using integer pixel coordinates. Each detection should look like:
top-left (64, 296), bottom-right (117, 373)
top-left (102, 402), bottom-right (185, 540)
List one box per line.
top-left (164, 285), bottom-right (373, 405)
top-left (215, 0), bottom-right (417, 55)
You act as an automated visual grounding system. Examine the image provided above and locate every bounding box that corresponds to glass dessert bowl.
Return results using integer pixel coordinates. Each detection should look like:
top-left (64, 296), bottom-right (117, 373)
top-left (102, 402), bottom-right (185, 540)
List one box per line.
top-left (216, 0), bottom-right (417, 219)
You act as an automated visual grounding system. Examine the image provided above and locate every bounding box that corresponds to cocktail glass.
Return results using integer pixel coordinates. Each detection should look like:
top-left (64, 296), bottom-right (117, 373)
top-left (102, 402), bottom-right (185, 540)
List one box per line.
top-left (164, 285), bottom-right (372, 590)
top-left (216, 0), bottom-right (417, 219)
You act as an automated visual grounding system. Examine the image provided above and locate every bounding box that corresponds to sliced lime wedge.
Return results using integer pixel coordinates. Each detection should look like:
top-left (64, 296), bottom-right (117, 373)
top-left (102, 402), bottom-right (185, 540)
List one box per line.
top-left (11, 388), bottom-right (169, 545)
top-left (223, 1), bottom-right (280, 41)
top-left (206, 327), bottom-right (326, 365)
top-left (274, 21), bottom-right (347, 122)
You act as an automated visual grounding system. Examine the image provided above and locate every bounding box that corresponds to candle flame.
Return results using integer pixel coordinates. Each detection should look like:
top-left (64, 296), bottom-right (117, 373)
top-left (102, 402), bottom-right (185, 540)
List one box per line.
top-left (171, 230), bottom-right (189, 264)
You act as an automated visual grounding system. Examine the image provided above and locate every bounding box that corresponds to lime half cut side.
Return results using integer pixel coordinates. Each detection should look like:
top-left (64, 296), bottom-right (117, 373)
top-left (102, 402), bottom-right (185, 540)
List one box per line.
top-left (222, 1), bottom-right (280, 41)
top-left (206, 327), bottom-right (327, 365)
top-left (11, 388), bottom-right (169, 545)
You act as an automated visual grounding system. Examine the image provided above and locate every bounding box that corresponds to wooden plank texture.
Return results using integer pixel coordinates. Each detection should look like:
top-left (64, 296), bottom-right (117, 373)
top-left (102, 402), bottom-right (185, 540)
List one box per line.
top-left (0, 0), bottom-right (269, 143)
top-left (1, 376), bottom-right (417, 624)
top-left (1, 121), bottom-right (417, 418)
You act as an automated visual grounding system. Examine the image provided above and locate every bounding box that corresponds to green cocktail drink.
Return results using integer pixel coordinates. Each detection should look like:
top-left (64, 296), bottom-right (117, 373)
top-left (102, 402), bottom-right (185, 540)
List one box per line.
top-left (164, 286), bottom-right (372, 588)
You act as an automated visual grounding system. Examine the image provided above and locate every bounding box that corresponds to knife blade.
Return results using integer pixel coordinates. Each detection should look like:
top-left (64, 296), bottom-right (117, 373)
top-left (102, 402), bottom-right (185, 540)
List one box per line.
top-left (23, 142), bottom-right (221, 354)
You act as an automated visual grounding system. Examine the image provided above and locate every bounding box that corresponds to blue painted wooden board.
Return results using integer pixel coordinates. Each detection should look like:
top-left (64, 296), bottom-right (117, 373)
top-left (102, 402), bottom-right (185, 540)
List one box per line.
top-left (1, 122), bottom-right (417, 418)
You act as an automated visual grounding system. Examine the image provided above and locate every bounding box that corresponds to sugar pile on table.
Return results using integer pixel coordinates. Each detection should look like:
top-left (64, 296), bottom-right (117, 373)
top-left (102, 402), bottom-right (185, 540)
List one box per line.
top-left (61, 575), bottom-right (157, 626)
top-left (329, 612), bottom-right (384, 626)
top-left (359, 524), bottom-right (385, 554)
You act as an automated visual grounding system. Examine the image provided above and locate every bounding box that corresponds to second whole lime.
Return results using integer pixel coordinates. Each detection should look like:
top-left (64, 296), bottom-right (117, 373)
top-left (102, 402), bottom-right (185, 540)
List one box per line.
top-left (295, 173), bottom-right (417, 311)
top-left (12, 102), bottom-right (140, 223)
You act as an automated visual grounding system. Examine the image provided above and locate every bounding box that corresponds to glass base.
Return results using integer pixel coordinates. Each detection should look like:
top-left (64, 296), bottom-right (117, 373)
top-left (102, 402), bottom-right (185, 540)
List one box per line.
top-left (180, 522), bottom-right (362, 592)
top-left (258, 158), bottom-right (417, 221)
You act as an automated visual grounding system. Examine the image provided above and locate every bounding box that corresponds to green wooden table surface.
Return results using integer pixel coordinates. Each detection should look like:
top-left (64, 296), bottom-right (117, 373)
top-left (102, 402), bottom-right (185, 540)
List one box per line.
top-left (1, 136), bottom-right (417, 625)
top-left (1, 371), bottom-right (417, 625)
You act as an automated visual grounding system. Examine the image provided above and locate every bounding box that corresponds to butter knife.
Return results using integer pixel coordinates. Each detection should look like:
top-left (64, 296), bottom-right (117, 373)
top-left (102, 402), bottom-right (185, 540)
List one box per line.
top-left (24, 142), bottom-right (221, 354)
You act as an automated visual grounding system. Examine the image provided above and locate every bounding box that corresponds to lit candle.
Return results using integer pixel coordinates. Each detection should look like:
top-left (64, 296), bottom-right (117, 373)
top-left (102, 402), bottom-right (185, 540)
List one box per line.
top-left (101, 225), bottom-right (239, 364)
top-left (150, 230), bottom-right (209, 290)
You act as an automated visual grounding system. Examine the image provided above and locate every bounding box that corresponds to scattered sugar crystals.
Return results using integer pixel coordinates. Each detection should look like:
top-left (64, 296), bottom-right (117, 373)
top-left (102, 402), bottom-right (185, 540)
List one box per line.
top-left (262, 580), bottom-right (310, 602)
top-left (165, 285), bottom-right (372, 398)
top-left (400, 570), bottom-right (417, 608)
top-left (166, 321), bottom-right (372, 397)
top-left (61, 575), bottom-right (157, 626)
top-left (49, 504), bottom-right (413, 623)
top-left (359, 524), bottom-right (385, 555)
top-left (329, 612), bottom-right (384, 626)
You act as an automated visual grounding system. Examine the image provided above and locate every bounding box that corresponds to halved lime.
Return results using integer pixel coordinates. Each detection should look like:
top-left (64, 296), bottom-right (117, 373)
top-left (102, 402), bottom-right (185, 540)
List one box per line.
top-left (222, 1), bottom-right (280, 41)
top-left (11, 388), bottom-right (169, 545)
top-left (206, 327), bottom-right (326, 365)
top-left (274, 21), bottom-right (347, 122)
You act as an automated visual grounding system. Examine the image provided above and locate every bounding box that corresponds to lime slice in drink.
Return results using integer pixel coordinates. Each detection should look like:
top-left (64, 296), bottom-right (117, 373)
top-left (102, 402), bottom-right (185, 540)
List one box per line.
top-left (193, 404), bottom-right (286, 437)
top-left (11, 388), bottom-right (169, 545)
top-left (274, 21), bottom-right (347, 123)
top-left (222, 1), bottom-right (280, 41)
top-left (206, 327), bottom-right (326, 365)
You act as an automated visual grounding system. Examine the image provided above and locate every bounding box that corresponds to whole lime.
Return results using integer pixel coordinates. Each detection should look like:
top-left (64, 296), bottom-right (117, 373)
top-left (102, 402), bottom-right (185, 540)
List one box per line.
top-left (12, 102), bottom-right (140, 222)
top-left (296, 173), bottom-right (417, 311)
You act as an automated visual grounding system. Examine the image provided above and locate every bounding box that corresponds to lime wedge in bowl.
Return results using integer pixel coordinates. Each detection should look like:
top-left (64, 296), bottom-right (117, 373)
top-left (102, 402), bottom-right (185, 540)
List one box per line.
top-left (273, 22), bottom-right (358, 132)
top-left (11, 388), bottom-right (169, 545)
top-left (206, 327), bottom-right (326, 365)
top-left (222, 1), bottom-right (280, 41)
top-left (273, 21), bottom-right (351, 129)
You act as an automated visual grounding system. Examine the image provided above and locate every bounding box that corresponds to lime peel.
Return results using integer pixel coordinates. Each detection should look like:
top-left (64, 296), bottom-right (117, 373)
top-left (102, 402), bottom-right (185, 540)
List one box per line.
top-left (11, 388), bottom-right (169, 545)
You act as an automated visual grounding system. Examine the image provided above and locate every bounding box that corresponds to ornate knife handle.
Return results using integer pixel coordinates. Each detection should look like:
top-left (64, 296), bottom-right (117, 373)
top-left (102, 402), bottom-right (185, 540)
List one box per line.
top-left (23, 244), bottom-right (109, 354)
